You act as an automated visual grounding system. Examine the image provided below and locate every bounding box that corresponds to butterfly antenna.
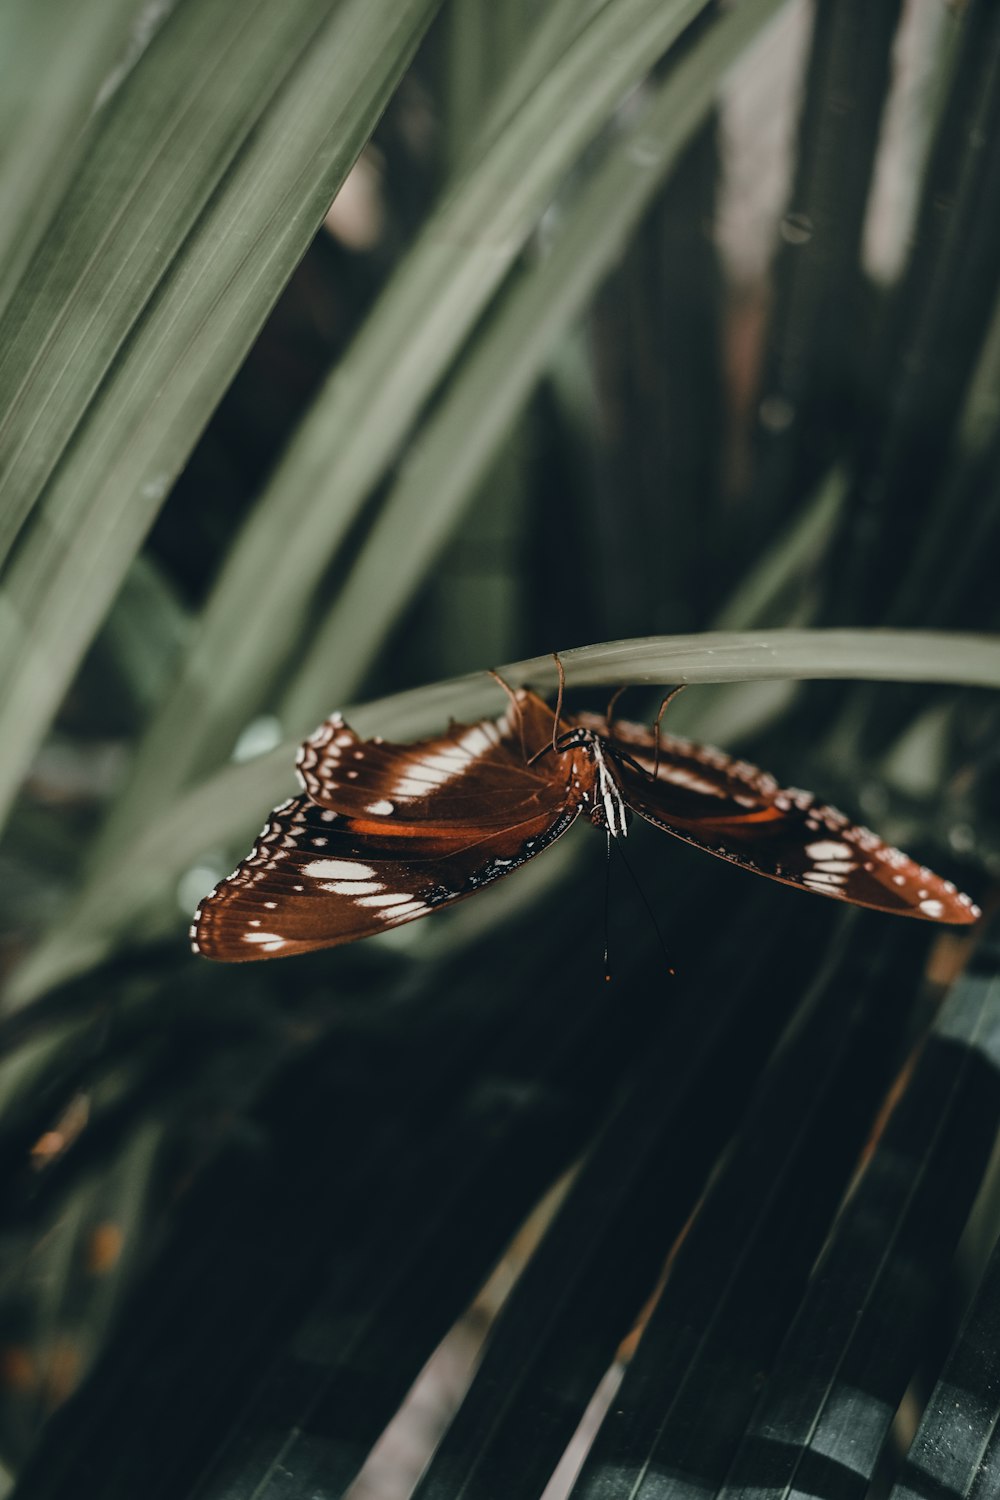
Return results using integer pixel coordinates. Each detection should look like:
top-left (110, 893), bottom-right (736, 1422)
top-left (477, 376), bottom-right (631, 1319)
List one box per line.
top-left (610, 837), bottom-right (676, 977)
top-left (651, 684), bottom-right (686, 780)
top-left (488, 667), bottom-right (528, 764)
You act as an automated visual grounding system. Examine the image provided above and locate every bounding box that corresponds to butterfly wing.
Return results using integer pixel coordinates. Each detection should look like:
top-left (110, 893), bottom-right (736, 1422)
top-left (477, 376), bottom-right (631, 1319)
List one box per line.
top-left (192, 796), bottom-right (580, 961)
top-left (193, 691), bottom-right (581, 961)
top-left (579, 714), bottom-right (980, 925)
top-left (295, 688), bottom-right (563, 828)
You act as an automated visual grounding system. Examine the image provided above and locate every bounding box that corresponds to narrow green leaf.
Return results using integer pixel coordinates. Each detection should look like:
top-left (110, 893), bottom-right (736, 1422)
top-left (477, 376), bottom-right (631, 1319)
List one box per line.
top-left (0, 0), bottom-right (141, 318)
top-left (891, 1224), bottom-right (1000, 1498)
top-left (97, 556), bottom-right (191, 716)
top-left (456, 0), bottom-right (610, 168)
top-left (11, 627), bottom-right (997, 1007)
top-left (444, 0), bottom-right (492, 161)
top-left (0, 0), bottom-right (444, 834)
top-left (958, 287), bottom-right (1000, 460)
top-left (720, 950), bottom-right (1000, 1497)
top-left (281, 0), bottom-right (792, 730)
top-left (98, 0), bottom-right (716, 859)
top-left (0, 0), bottom-right (355, 568)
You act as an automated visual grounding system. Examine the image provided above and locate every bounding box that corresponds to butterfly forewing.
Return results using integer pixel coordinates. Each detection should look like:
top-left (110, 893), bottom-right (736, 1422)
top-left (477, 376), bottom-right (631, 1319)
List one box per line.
top-left (193, 693), bottom-right (582, 961)
top-left (587, 714), bottom-right (979, 925)
top-left (295, 689), bottom-right (563, 828)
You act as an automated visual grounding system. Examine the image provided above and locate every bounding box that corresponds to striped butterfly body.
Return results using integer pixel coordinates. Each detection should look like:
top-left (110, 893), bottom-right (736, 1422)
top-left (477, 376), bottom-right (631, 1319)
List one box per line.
top-left (191, 685), bottom-right (980, 961)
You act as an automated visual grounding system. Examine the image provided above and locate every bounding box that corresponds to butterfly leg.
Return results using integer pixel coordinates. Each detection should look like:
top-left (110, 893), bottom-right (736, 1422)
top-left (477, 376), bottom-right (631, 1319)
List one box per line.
top-left (487, 667), bottom-right (528, 763)
top-left (605, 684), bottom-right (628, 736)
top-left (522, 652), bottom-right (567, 765)
top-left (651, 684), bottom-right (687, 779)
top-left (551, 651), bottom-right (565, 753)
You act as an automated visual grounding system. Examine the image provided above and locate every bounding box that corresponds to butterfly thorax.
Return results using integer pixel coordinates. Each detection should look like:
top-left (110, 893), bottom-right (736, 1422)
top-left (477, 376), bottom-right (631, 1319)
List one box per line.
top-left (552, 726), bottom-right (629, 838)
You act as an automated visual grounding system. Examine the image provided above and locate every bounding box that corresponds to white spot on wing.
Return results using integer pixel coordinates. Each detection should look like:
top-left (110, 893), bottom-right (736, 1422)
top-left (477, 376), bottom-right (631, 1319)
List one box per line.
top-left (389, 724), bottom-right (499, 800)
top-left (366, 799), bottom-right (394, 815)
top-left (919, 898), bottom-right (945, 918)
top-left (376, 900), bottom-right (427, 919)
top-left (805, 840), bottom-right (852, 861)
top-left (394, 778), bottom-right (435, 799)
top-left (460, 727), bottom-right (492, 755)
top-left (358, 893), bottom-right (416, 908)
top-left (302, 859), bottom-right (376, 880)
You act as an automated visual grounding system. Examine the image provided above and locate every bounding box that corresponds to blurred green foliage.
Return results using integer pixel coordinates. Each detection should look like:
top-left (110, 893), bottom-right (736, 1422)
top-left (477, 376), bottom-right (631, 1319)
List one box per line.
top-left (0, 1), bottom-right (999, 1496)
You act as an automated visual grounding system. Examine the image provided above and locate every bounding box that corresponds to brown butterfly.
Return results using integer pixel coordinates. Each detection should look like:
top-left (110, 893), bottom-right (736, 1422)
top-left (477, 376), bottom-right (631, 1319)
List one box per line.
top-left (191, 672), bottom-right (980, 962)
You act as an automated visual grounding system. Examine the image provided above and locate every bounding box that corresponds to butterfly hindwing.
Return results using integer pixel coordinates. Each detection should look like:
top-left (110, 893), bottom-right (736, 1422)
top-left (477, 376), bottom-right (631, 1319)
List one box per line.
top-left (192, 786), bottom-right (582, 962)
top-left (584, 714), bottom-right (979, 924)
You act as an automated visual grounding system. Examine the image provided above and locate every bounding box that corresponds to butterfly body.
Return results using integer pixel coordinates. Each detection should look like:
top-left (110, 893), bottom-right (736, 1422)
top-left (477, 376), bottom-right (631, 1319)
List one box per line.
top-left (191, 686), bottom-right (980, 962)
top-left (524, 723), bottom-right (631, 837)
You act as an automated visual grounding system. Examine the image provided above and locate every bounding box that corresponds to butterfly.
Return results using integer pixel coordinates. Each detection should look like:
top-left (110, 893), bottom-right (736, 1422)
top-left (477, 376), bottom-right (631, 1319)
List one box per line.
top-left (191, 669), bottom-right (980, 962)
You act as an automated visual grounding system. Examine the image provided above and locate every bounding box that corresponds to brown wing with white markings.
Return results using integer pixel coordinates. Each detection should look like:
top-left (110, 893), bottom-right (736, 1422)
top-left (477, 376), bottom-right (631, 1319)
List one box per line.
top-left (193, 692), bottom-right (582, 961)
top-left (579, 713), bottom-right (980, 925)
top-left (295, 689), bottom-right (564, 828)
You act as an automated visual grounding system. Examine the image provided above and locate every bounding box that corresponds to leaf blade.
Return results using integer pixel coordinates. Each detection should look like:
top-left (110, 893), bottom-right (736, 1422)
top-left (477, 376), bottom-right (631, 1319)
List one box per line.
top-left (0, 0), bottom-right (353, 566)
top-left (0, 0), bottom-right (444, 832)
top-left (0, 0), bottom-right (142, 318)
